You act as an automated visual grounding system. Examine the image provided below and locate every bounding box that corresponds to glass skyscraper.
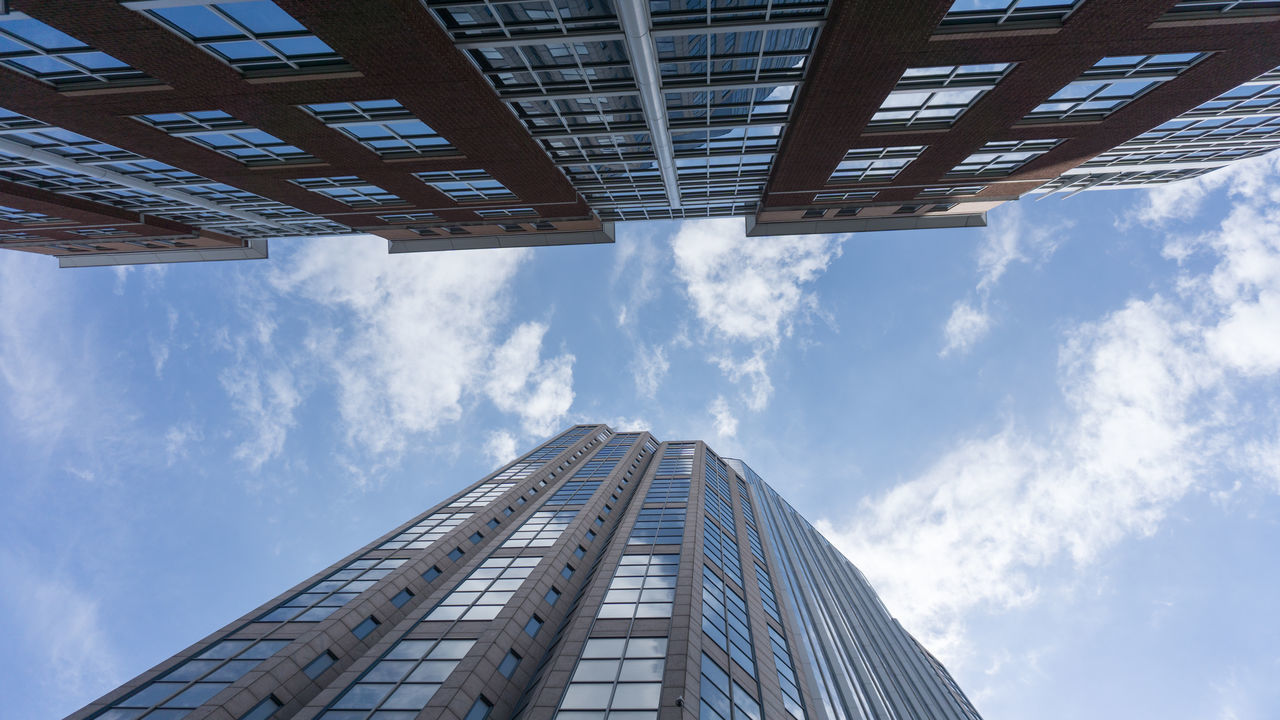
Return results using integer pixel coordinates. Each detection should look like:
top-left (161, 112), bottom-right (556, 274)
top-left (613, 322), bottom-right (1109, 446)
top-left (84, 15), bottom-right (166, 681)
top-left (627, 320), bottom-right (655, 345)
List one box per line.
top-left (70, 425), bottom-right (981, 720)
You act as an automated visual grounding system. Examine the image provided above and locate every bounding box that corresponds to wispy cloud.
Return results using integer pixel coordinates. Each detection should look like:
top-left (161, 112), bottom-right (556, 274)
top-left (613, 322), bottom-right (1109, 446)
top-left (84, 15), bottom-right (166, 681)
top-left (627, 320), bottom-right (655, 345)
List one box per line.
top-left (819, 155), bottom-right (1280, 665)
top-left (485, 321), bottom-right (575, 436)
top-left (709, 395), bottom-right (738, 439)
top-left (672, 219), bottom-right (842, 410)
top-left (940, 300), bottom-right (993, 357)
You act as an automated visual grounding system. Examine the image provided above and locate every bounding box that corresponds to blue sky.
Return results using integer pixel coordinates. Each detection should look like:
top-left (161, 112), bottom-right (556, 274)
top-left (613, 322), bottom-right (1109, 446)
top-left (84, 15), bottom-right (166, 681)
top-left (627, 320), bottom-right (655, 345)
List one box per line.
top-left (3, 152), bottom-right (1280, 720)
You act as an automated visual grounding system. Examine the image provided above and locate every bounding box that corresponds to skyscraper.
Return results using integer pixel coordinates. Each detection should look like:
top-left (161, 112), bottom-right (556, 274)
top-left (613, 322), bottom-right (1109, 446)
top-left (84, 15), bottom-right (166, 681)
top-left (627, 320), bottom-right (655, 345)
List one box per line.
top-left (70, 425), bottom-right (981, 720)
top-left (0, 1), bottom-right (1277, 266)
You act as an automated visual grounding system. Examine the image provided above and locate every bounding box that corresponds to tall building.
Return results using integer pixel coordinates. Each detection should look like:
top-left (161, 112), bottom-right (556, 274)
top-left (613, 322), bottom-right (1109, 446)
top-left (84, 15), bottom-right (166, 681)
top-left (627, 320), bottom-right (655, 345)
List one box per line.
top-left (0, 1), bottom-right (1277, 267)
top-left (69, 424), bottom-right (981, 720)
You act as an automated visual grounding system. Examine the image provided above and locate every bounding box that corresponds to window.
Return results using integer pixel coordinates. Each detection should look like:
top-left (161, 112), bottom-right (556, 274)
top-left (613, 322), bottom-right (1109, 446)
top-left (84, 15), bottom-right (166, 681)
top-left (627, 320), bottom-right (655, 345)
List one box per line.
top-left (240, 695), bottom-right (283, 720)
top-left (292, 176), bottom-right (404, 207)
top-left (705, 485), bottom-right (735, 534)
top-left (415, 169), bottom-right (515, 202)
top-left (769, 627), bottom-right (807, 720)
top-left (448, 480), bottom-right (517, 508)
top-left (425, 556), bottom-right (539, 621)
top-left (573, 545), bottom-right (587, 559)
top-left (598, 554), bottom-right (678, 619)
top-left (447, 547), bottom-right (465, 561)
top-left (131, 0), bottom-right (345, 74)
top-left (136, 110), bottom-right (313, 165)
top-left (102, 638), bottom-right (290, 716)
top-left (304, 651), bottom-right (337, 680)
top-left (391, 589), bottom-right (415, 608)
top-left (524, 614), bottom-right (544, 637)
top-left (304, 99), bottom-right (454, 157)
top-left (498, 650), bottom-right (522, 678)
top-left (948, 139), bottom-right (1062, 176)
top-left (0, 16), bottom-right (149, 86)
top-left (325, 638), bottom-right (474, 716)
top-left (1167, 0), bottom-right (1280, 15)
top-left (464, 696), bottom-right (494, 720)
top-left (257, 557), bottom-right (407, 623)
top-left (558, 637), bottom-right (667, 718)
top-left (503, 509), bottom-right (578, 548)
top-left (469, 531), bottom-right (484, 544)
top-left (4, 127), bottom-right (137, 164)
top-left (644, 477), bottom-right (690, 503)
top-left (545, 587), bottom-right (562, 605)
top-left (422, 565), bottom-right (442, 582)
top-left (918, 185), bottom-right (986, 198)
top-left (894, 205), bottom-right (921, 214)
top-left (755, 565), bottom-right (782, 624)
top-left (562, 564), bottom-right (575, 580)
top-left (872, 64), bottom-right (1012, 127)
top-left (702, 565), bottom-right (755, 677)
top-left (1026, 53), bottom-right (1208, 122)
top-left (829, 146), bottom-right (926, 183)
top-left (381, 512), bottom-right (474, 550)
top-left (703, 516), bottom-right (744, 586)
top-left (487, 518), bottom-right (500, 529)
top-left (698, 652), bottom-right (760, 720)
top-left (545, 479), bottom-right (602, 506)
top-left (630, 508), bottom-right (686, 545)
top-left (352, 616), bottom-right (380, 640)
top-left (938, 0), bottom-right (1083, 28)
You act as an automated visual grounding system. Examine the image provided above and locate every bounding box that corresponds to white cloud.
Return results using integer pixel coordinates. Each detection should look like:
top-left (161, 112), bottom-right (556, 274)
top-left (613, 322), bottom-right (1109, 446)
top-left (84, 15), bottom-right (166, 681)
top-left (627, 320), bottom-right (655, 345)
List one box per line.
top-left (709, 395), bottom-right (738, 439)
top-left (941, 204), bottom-right (1067, 356)
top-left (1135, 152), bottom-right (1280, 227)
top-left (164, 422), bottom-right (202, 467)
top-left (671, 219), bottom-right (842, 408)
top-left (0, 551), bottom-right (121, 718)
top-left (485, 322), bottom-right (575, 436)
top-left (483, 429), bottom-right (520, 467)
top-left (940, 300), bottom-right (992, 357)
top-left (818, 152), bottom-right (1280, 666)
top-left (630, 342), bottom-right (670, 398)
top-left (220, 365), bottom-right (302, 471)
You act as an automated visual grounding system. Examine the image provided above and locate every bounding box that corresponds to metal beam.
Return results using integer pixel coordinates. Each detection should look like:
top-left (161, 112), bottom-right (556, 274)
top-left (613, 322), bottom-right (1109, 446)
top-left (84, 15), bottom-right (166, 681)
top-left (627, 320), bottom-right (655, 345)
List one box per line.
top-left (616, 1), bottom-right (681, 209)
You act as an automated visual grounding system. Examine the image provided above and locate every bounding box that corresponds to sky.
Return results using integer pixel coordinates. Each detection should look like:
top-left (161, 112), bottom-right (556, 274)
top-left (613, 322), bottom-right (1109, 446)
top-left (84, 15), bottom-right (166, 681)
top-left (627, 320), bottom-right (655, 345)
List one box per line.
top-left (3, 152), bottom-right (1280, 720)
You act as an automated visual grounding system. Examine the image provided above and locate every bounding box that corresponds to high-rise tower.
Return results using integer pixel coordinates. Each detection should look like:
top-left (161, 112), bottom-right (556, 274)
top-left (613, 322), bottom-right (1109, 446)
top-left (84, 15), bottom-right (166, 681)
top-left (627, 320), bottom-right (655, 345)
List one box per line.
top-left (0, 1), bottom-right (1278, 266)
top-left (71, 425), bottom-right (979, 720)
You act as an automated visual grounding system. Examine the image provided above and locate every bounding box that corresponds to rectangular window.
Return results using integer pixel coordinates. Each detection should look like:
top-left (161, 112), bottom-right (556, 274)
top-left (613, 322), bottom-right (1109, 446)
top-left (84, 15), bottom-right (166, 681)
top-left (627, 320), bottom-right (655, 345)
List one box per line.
top-left (422, 566), bottom-right (442, 582)
top-left (939, 0), bottom-right (1083, 27)
top-left (498, 650), bottom-right (522, 678)
top-left (524, 615), bottom-right (544, 637)
top-left (239, 695), bottom-right (282, 720)
top-left (447, 547), bottom-right (465, 561)
top-left (303, 650), bottom-right (337, 680)
top-left (769, 627), bottom-right (807, 720)
top-left (948, 139), bottom-right (1062, 176)
top-left (469, 531), bottom-right (484, 544)
top-left (630, 507), bottom-right (686, 545)
top-left (545, 479), bottom-right (602, 506)
top-left (1026, 53), bottom-right (1208, 122)
top-left (105, 638), bottom-right (290, 715)
top-left (415, 169), bottom-right (515, 202)
top-left (425, 556), bottom-right (539, 621)
top-left (702, 516), bottom-right (744, 586)
top-left (448, 481), bottom-right (517, 508)
top-left (644, 478), bottom-right (690, 503)
top-left (136, 111), bottom-right (313, 165)
top-left (698, 652), bottom-right (760, 720)
top-left (829, 146), bottom-right (926, 183)
top-left (257, 557), bottom-right (407, 623)
top-left (391, 589), bottom-right (414, 608)
top-left (558, 637), bottom-right (667, 716)
top-left (872, 63), bottom-right (1012, 128)
top-left (598, 554), bottom-right (678, 619)
top-left (0, 16), bottom-right (150, 87)
top-left (465, 696), bottom-right (493, 720)
top-left (303, 99), bottom-right (453, 156)
top-left (503, 510), bottom-right (578, 548)
top-left (701, 566), bottom-right (755, 677)
top-left (327, 638), bottom-right (474, 715)
top-left (545, 587), bottom-right (562, 605)
top-left (292, 176), bottom-right (404, 207)
top-left (130, 0), bottom-right (346, 74)
top-left (381, 511), bottom-right (474, 550)
top-left (352, 616), bottom-right (380, 640)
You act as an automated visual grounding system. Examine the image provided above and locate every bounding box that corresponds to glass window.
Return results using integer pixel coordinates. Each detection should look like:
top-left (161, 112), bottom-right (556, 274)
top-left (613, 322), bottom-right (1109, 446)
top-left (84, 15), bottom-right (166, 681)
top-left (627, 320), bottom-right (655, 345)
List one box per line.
top-left (498, 650), bottom-right (522, 678)
top-left (464, 696), bottom-right (493, 720)
top-left (303, 650), bottom-right (337, 680)
top-left (598, 554), bottom-right (678, 619)
top-left (829, 146), bottom-right (926, 183)
top-left (425, 556), bottom-right (539, 621)
top-left (136, 110), bottom-right (313, 165)
top-left (545, 479), bottom-right (603, 506)
top-left (303, 99), bottom-right (454, 157)
top-left (257, 556), bottom-right (407, 623)
top-left (422, 565), bottom-right (442, 582)
top-left (939, 0), bottom-right (1083, 27)
top-left (323, 637), bottom-right (474, 717)
top-left (871, 64), bottom-right (1013, 128)
top-left (524, 614), bottom-right (544, 637)
top-left (131, 0), bottom-right (345, 74)
top-left (703, 516), bottom-right (744, 586)
top-left (698, 652), bottom-right (760, 720)
top-left (504, 509), bottom-right (579, 547)
top-left (291, 176), bottom-right (404, 207)
top-left (352, 616), bottom-right (380, 640)
top-left (239, 695), bottom-right (282, 720)
top-left (391, 589), bottom-right (414, 608)
top-left (629, 507), bottom-right (686, 545)
top-left (768, 627), bottom-right (807, 720)
top-left (415, 169), bottom-right (515, 202)
top-left (948, 139), bottom-right (1062, 176)
top-left (0, 16), bottom-right (149, 86)
top-left (1026, 54), bottom-right (1208, 121)
top-left (103, 638), bottom-right (289, 715)
top-left (448, 480), bottom-right (517, 507)
top-left (545, 587), bottom-right (562, 605)
top-left (380, 511), bottom-right (474, 550)
top-left (1166, 0), bottom-right (1280, 15)
top-left (558, 636), bottom-right (667, 717)
top-left (701, 565), bottom-right (755, 677)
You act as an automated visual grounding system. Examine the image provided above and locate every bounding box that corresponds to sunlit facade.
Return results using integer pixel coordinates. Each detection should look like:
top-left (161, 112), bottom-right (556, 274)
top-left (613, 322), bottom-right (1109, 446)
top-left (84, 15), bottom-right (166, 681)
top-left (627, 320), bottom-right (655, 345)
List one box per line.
top-left (1, 1), bottom-right (1278, 266)
top-left (68, 424), bottom-right (982, 720)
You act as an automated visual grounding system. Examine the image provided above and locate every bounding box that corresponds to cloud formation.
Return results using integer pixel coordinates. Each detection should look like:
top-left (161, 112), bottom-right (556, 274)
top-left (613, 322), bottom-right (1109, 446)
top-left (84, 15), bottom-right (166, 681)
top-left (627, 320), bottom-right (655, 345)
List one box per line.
top-left (820, 153), bottom-right (1280, 663)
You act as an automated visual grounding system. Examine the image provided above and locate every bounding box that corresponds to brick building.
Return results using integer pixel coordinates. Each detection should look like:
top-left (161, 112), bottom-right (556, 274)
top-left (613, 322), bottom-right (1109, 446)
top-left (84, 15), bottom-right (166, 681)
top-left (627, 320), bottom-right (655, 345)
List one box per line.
top-left (1, 1), bottom-right (1278, 267)
top-left (68, 424), bottom-right (983, 720)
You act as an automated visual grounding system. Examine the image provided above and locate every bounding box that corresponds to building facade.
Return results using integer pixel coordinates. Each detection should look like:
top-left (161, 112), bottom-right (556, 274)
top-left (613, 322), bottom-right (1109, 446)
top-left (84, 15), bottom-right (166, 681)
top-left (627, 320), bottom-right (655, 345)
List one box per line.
top-left (0, 1), bottom-right (1277, 267)
top-left (69, 424), bottom-right (981, 720)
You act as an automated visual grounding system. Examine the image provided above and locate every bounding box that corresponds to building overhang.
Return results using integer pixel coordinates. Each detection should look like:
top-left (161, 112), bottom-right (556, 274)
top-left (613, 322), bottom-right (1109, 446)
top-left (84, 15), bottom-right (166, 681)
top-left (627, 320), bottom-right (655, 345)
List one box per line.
top-left (382, 223), bottom-right (615, 253)
top-left (746, 213), bottom-right (986, 236)
top-left (58, 238), bottom-right (269, 268)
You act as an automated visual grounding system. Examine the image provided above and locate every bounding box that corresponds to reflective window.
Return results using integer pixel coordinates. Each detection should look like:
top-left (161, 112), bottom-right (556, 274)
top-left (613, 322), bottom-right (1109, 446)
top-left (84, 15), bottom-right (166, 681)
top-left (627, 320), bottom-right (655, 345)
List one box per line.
top-left (425, 556), bottom-right (539, 621)
top-left (598, 554), bottom-right (678, 619)
top-left (352, 616), bottom-right (380, 640)
top-left (240, 695), bottom-right (283, 720)
top-left (380, 511), bottom-right (474, 550)
top-left (948, 139), bottom-right (1062, 176)
top-left (545, 479), bottom-right (603, 506)
top-left (448, 480), bottom-right (517, 508)
top-left (871, 64), bottom-right (1012, 128)
top-left (768, 627), bottom-right (807, 720)
top-left (0, 16), bottom-right (149, 86)
top-left (698, 652), bottom-right (760, 720)
top-left (918, 185), bottom-right (987, 198)
top-left (257, 557), bottom-right (407, 623)
top-left (131, 0), bottom-right (345, 74)
top-left (303, 650), bottom-right (337, 680)
top-left (829, 146), bottom-right (926, 183)
top-left (498, 650), bottom-right (521, 678)
top-left (464, 696), bottom-right (494, 720)
top-left (1026, 53), bottom-right (1208, 121)
top-left (755, 564), bottom-right (781, 624)
top-left (503, 509), bottom-right (578, 548)
top-left (1166, 0), bottom-right (1280, 15)
top-left (939, 0), bottom-right (1083, 27)
top-left (703, 516), bottom-right (744, 586)
top-left (557, 636), bottom-right (667, 718)
top-left (415, 169), bottom-right (515, 202)
top-left (701, 565), bottom-right (755, 677)
top-left (137, 110), bottom-right (313, 165)
top-left (303, 100), bottom-right (454, 157)
top-left (105, 638), bottom-right (291, 716)
top-left (321, 638), bottom-right (475, 719)
top-left (292, 176), bottom-right (403, 207)
top-left (629, 507), bottom-right (686, 545)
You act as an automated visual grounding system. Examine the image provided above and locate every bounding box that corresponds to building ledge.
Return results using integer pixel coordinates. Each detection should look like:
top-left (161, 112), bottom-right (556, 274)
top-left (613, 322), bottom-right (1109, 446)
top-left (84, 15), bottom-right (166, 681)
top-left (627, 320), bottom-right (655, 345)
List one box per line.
top-left (746, 213), bottom-right (986, 236)
top-left (384, 224), bottom-right (615, 253)
top-left (58, 239), bottom-right (268, 268)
